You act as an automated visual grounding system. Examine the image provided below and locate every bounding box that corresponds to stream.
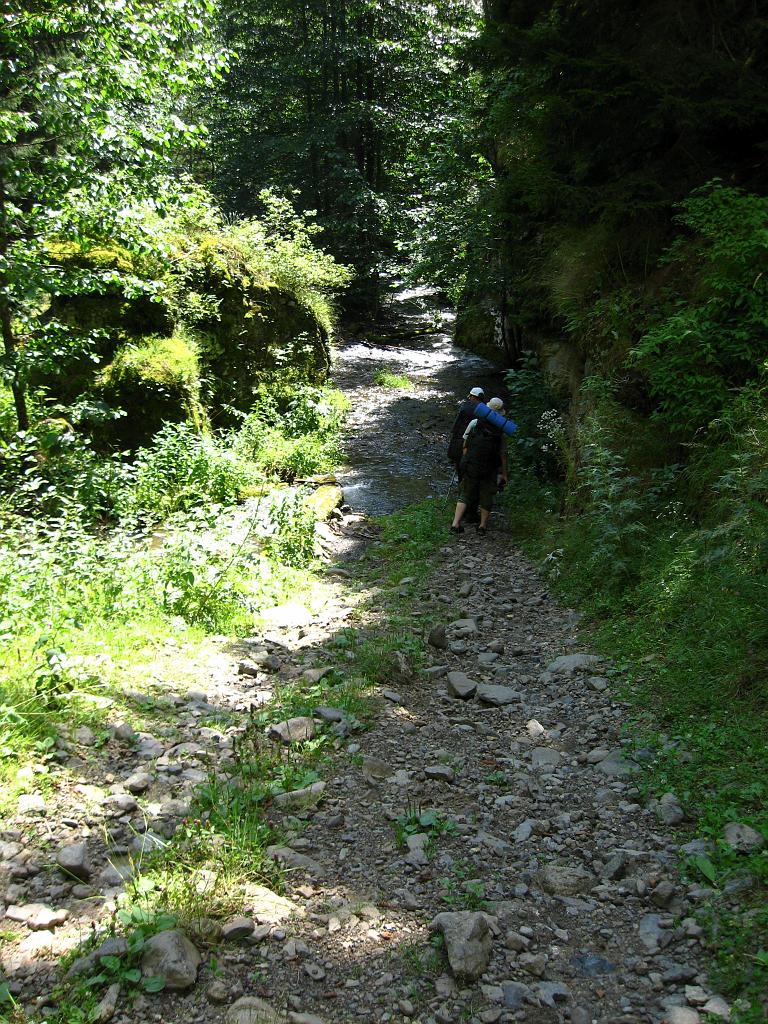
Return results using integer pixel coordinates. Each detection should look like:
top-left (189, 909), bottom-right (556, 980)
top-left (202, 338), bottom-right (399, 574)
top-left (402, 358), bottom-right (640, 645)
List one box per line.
top-left (332, 286), bottom-right (505, 516)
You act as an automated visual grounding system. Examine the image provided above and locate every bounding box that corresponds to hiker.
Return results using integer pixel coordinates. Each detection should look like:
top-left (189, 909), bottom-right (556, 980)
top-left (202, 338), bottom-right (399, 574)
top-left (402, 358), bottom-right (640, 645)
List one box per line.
top-left (450, 396), bottom-right (508, 536)
top-left (447, 386), bottom-right (485, 476)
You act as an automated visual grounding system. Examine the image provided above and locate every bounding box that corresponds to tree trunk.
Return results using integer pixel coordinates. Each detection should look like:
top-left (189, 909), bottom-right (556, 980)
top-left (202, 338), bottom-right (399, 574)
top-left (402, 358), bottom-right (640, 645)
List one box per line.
top-left (0, 172), bottom-right (29, 431)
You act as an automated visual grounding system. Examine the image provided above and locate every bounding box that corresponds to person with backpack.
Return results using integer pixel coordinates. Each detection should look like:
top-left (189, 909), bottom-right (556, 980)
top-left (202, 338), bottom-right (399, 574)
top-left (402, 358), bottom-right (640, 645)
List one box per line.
top-left (447, 386), bottom-right (485, 476)
top-left (450, 397), bottom-right (508, 536)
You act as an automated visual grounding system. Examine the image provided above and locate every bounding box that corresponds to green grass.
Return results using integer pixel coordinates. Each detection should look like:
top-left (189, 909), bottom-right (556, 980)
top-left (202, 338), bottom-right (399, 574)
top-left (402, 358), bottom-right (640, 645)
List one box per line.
top-left (373, 368), bottom-right (413, 389)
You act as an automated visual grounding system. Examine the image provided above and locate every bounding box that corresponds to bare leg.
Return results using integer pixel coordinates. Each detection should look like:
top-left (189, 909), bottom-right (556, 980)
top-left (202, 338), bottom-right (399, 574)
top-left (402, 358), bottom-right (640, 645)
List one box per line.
top-left (451, 501), bottom-right (467, 529)
top-left (479, 507), bottom-right (490, 529)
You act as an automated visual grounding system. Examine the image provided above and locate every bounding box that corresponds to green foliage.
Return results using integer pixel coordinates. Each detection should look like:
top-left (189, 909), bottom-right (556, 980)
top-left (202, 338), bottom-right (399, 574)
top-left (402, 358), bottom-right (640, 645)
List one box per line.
top-left (0, 0), bottom-right (226, 429)
top-left (393, 802), bottom-right (455, 855)
top-left (202, 0), bottom-right (481, 293)
top-left (234, 384), bottom-right (347, 481)
top-left (373, 368), bottom-right (413, 390)
top-left (121, 422), bottom-right (255, 520)
top-left (630, 183), bottom-right (768, 433)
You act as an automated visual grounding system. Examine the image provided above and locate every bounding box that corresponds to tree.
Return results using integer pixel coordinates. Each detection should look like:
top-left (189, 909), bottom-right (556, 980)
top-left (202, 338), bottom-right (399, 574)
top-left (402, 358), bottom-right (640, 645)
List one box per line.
top-left (201, 0), bottom-right (481, 299)
top-left (0, 0), bottom-right (225, 431)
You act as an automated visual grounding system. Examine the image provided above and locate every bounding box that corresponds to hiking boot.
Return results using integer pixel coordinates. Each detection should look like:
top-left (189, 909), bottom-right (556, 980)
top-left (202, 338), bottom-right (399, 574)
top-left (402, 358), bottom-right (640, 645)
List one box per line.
top-left (449, 524), bottom-right (464, 534)
top-left (476, 526), bottom-right (487, 536)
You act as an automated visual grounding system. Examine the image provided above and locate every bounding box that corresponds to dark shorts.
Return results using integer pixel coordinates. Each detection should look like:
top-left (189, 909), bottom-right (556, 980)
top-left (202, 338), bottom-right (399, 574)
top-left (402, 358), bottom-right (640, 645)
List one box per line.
top-left (459, 475), bottom-right (496, 511)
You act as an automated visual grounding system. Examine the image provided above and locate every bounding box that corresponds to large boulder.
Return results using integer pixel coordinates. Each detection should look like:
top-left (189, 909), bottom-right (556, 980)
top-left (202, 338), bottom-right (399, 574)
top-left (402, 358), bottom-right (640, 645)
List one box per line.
top-left (187, 236), bottom-right (330, 420)
top-left (94, 334), bottom-right (206, 448)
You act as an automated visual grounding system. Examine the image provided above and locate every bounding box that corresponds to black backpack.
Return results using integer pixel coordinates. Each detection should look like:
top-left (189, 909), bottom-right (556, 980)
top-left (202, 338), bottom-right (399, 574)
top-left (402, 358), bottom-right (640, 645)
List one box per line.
top-left (462, 421), bottom-right (500, 480)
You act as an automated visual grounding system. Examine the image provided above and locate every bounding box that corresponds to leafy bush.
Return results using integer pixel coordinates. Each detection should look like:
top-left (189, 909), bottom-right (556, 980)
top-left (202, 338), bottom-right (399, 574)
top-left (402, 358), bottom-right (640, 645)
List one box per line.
top-left (120, 422), bottom-right (256, 520)
top-left (0, 424), bottom-right (129, 522)
top-left (234, 384), bottom-right (346, 480)
top-left (631, 182), bottom-right (768, 434)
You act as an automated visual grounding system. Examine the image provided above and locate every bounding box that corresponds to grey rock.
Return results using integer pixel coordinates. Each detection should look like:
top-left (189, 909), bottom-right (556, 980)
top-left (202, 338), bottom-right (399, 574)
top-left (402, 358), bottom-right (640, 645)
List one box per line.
top-left (268, 716), bottom-right (316, 744)
top-left (405, 833), bottom-right (430, 866)
top-left (723, 822), bottom-right (765, 854)
top-left (362, 756), bottom-right (394, 780)
top-left (651, 880), bottom-right (677, 908)
top-left (207, 980), bottom-right (230, 1004)
top-left (303, 667), bottom-right (331, 684)
top-left (538, 981), bottom-right (571, 1007)
top-left (225, 996), bottom-right (281, 1024)
top-left (538, 864), bottom-right (592, 896)
top-left (513, 820), bottom-right (534, 843)
top-left (702, 995), bottom-right (730, 1020)
top-left (446, 671), bottom-right (477, 700)
top-left (476, 684), bottom-right (520, 707)
top-left (288, 1015), bottom-right (327, 1024)
top-left (221, 916), bottom-right (255, 940)
top-left (430, 911), bottom-right (493, 979)
top-left (450, 617), bottom-right (478, 634)
top-left (664, 1009), bottom-right (700, 1024)
top-left (93, 982), bottom-right (120, 1023)
top-left (501, 981), bottom-right (532, 1010)
top-left (425, 765), bottom-right (455, 784)
top-left (478, 652), bottom-right (498, 666)
top-left (55, 842), bottom-right (92, 881)
top-left (569, 952), bottom-right (617, 976)
top-left (595, 748), bottom-right (638, 778)
top-left (272, 782), bottom-right (326, 809)
top-left (18, 793), bottom-right (46, 814)
top-left (265, 846), bottom-right (325, 877)
top-left (102, 793), bottom-right (138, 816)
top-left (638, 913), bottom-right (667, 953)
top-left (428, 625), bottom-right (448, 650)
top-left (75, 725), bottom-right (96, 746)
top-left (531, 747), bottom-right (561, 769)
top-left (304, 962), bottom-right (326, 981)
top-left (112, 721), bottom-right (136, 742)
top-left (601, 852), bottom-right (627, 881)
top-left (657, 792), bottom-right (685, 826)
top-left (124, 771), bottom-right (152, 795)
top-left (382, 689), bottom-right (404, 704)
top-left (314, 706), bottom-right (344, 723)
top-left (6, 903), bottom-right (68, 930)
top-left (570, 1009), bottom-right (594, 1024)
top-left (140, 929), bottom-right (200, 990)
top-left (547, 653), bottom-right (601, 673)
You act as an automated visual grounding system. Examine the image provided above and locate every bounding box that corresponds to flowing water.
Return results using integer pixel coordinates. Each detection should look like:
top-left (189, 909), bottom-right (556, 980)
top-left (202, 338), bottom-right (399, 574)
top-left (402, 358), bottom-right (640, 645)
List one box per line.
top-left (332, 286), bottom-right (506, 516)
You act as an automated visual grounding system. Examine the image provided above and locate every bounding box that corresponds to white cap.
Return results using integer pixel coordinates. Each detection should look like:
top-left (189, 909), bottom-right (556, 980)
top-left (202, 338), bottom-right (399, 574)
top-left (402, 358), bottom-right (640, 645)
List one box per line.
top-left (488, 396), bottom-right (505, 412)
top-left (469, 387), bottom-right (484, 398)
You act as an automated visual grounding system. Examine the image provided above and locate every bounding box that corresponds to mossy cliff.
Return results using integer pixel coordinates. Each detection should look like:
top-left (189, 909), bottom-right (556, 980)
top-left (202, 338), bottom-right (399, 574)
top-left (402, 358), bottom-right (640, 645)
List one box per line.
top-left (182, 235), bottom-right (330, 420)
top-left (39, 229), bottom-right (335, 447)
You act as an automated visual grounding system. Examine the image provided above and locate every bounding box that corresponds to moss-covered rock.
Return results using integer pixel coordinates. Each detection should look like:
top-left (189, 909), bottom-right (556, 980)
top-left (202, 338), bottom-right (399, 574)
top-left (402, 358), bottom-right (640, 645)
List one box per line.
top-left (37, 242), bottom-right (173, 401)
top-left (182, 236), bottom-right (330, 420)
top-left (94, 334), bottom-right (206, 448)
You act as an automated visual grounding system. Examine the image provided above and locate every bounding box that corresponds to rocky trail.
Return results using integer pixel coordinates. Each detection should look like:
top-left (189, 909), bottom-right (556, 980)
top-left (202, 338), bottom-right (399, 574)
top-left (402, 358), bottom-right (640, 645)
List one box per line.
top-left (2, 532), bottom-right (736, 1024)
top-left (1, 291), bottom-right (747, 1024)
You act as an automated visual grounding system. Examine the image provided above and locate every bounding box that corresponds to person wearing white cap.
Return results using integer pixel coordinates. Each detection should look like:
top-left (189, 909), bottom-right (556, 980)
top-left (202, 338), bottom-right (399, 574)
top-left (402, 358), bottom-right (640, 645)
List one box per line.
top-left (447, 386), bottom-right (485, 475)
top-left (450, 396), bottom-right (508, 536)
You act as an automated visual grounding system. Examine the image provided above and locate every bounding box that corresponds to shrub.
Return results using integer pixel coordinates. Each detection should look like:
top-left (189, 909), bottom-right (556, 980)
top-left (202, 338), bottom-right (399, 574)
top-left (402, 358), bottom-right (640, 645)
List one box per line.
top-left (120, 423), bottom-right (256, 520)
top-left (630, 182), bottom-right (768, 434)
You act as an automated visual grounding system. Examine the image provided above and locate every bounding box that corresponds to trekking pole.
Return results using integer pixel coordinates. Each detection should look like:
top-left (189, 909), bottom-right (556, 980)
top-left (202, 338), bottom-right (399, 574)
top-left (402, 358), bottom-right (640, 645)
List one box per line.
top-left (444, 468), bottom-right (457, 501)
